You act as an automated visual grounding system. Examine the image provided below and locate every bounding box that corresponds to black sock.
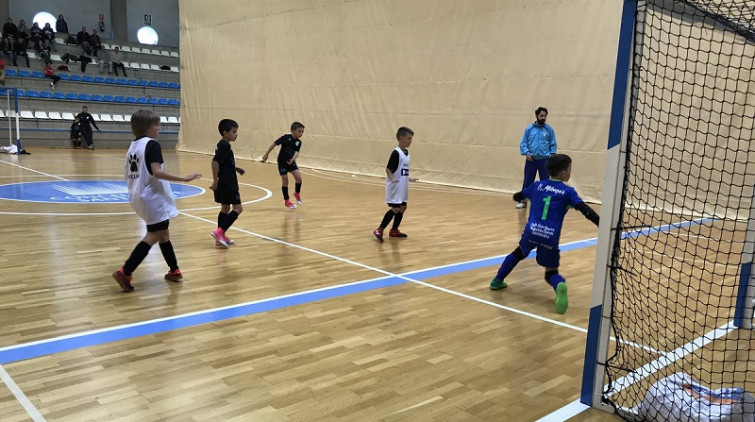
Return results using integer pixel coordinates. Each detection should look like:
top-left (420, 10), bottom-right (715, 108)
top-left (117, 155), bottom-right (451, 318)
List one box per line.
top-left (159, 241), bottom-right (179, 272)
top-left (217, 211), bottom-right (227, 228)
top-left (123, 241), bottom-right (152, 275)
top-left (295, 182), bottom-right (302, 194)
top-left (220, 211), bottom-right (239, 232)
top-left (380, 210), bottom-right (395, 229)
top-left (391, 213), bottom-right (404, 230)
top-left (282, 186), bottom-right (289, 200)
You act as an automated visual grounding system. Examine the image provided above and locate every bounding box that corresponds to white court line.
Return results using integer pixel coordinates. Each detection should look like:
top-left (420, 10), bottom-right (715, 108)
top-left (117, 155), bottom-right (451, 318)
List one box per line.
top-left (0, 160), bottom-right (67, 181)
top-left (0, 365), bottom-right (46, 421)
top-left (536, 399), bottom-right (589, 422)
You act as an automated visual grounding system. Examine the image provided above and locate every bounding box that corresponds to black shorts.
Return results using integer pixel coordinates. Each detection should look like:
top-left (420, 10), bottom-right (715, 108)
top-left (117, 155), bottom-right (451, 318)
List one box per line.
top-left (387, 202), bottom-right (407, 208)
top-left (278, 161), bottom-right (299, 175)
top-left (146, 219), bottom-right (170, 232)
top-left (214, 189), bottom-right (241, 205)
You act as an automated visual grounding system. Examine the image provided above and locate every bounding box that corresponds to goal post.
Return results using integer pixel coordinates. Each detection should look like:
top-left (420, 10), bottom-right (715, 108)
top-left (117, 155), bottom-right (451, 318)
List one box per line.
top-left (581, 0), bottom-right (755, 419)
top-left (1, 87), bottom-right (21, 152)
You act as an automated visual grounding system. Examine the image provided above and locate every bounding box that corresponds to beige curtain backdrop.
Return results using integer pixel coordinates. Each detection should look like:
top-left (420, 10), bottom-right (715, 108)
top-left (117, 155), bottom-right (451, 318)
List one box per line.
top-left (177, 0), bottom-right (624, 202)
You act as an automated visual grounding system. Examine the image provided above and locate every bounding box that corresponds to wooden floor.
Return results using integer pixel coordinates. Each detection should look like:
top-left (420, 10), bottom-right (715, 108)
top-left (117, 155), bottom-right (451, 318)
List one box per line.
top-left (0, 148), bottom-right (619, 421)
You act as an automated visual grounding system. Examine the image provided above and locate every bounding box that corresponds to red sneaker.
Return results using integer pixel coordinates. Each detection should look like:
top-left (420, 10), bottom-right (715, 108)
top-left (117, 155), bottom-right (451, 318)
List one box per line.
top-left (284, 200), bottom-right (297, 209)
top-left (373, 228), bottom-right (384, 242)
top-left (112, 268), bottom-right (134, 292)
top-left (294, 192), bottom-right (303, 204)
top-left (164, 269), bottom-right (183, 282)
top-left (211, 228), bottom-right (230, 248)
top-left (389, 229), bottom-right (408, 238)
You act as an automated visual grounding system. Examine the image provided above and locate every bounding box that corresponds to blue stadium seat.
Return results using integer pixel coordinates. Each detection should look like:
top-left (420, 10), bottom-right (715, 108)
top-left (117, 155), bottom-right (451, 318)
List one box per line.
top-left (128, 79), bottom-right (139, 86)
top-left (117, 78), bottom-right (128, 85)
top-left (0, 88), bottom-right (8, 95)
top-left (82, 75), bottom-right (95, 82)
top-left (15, 89), bottom-right (25, 97)
top-left (39, 91), bottom-right (53, 98)
top-left (58, 73), bottom-right (70, 80)
top-left (91, 94), bottom-right (104, 102)
top-left (65, 93), bottom-right (77, 100)
top-left (148, 80), bottom-right (159, 87)
top-left (94, 76), bottom-right (106, 83)
top-left (168, 82), bottom-right (180, 89)
top-left (18, 69), bottom-right (32, 77)
top-left (79, 93), bottom-right (91, 101)
top-left (147, 98), bottom-right (158, 105)
top-left (103, 95), bottom-right (115, 102)
top-left (168, 99), bottom-right (179, 106)
top-left (69, 74), bottom-right (82, 81)
top-left (105, 77), bottom-right (117, 84)
top-left (53, 92), bottom-right (65, 99)
top-left (157, 81), bottom-right (169, 88)
top-left (31, 71), bottom-right (45, 78)
top-left (115, 96), bottom-right (127, 103)
top-left (138, 80), bottom-right (149, 87)
top-left (5, 69), bottom-right (17, 77)
top-left (137, 97), bottom-right (148, 104)
top-left (126, 96), bottom-right (138, 103)
top-left (26, 90), bottom-right (39, 98)
top-left (157, 98), bottom-right (169, 105)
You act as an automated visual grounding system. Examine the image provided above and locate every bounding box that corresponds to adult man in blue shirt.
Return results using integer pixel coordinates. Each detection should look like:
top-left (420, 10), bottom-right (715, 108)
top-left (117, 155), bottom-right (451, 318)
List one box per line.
top-left (517, 106), bottom-right (557, 209)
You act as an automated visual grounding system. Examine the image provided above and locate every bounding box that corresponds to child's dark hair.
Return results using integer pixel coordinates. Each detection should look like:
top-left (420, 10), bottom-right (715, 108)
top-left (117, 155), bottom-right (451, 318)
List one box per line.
top-left (218, 119), bottom-right (238, 135)
top-left (396, 126), bottom-right (414, 140)
top-left (535, 106), bottom-right (549, 115)
top-left (131, 109), bottom-right (161, 137)
top-left (291, 121), bottom-right (305, 131)
top-left (546, 154), bottom-right (571, 177)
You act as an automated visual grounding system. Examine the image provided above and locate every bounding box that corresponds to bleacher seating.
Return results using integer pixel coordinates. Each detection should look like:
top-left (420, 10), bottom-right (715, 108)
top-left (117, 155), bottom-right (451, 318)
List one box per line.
top-left (3, 32), bottom-right (181, 149)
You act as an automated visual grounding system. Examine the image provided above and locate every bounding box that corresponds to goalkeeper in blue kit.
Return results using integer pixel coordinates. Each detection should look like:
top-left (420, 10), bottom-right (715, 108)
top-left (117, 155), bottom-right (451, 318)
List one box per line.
top-left (490, 154), bottom-right (600, 314)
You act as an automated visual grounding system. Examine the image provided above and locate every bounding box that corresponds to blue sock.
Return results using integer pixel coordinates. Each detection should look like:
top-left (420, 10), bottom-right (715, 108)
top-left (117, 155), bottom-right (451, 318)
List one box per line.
top-left (547, 273), bottom-right (566, 291)
top-left (495, 254), bottom-right (522, 280)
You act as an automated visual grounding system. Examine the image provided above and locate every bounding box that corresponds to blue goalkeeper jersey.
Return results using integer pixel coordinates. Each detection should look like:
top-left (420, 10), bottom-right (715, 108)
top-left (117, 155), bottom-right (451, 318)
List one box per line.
top-left (521, 179), bottom-right (584, 246)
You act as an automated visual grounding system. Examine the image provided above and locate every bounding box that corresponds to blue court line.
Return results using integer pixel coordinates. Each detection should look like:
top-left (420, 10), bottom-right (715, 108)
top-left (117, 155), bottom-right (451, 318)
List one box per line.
top-left (0, 217), bottom-right (713, 365)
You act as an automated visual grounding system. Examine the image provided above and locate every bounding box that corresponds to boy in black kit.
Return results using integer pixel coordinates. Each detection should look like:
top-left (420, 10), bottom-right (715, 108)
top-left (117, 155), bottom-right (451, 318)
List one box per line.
top-left (261, 121), bottom-right (305, 209)
top-left (210, 119), bottom-right (245, 248)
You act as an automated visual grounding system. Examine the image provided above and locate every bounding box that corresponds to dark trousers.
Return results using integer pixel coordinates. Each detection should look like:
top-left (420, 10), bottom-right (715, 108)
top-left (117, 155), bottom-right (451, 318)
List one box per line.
top-left (112, 62), bottom-right (127, 76)
top-left (13, 51), bottom-right (29, 67)
top-left (522, 158), bottom-right (549, 190)
top-left (46, 74), bottom-right (61, 85)
top-left (81, 126), bottom-right (94, 146)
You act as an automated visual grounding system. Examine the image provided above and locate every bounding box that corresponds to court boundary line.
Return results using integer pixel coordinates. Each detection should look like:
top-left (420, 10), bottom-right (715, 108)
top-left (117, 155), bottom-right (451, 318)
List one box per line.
top-left (0, 365), bottom-right (45, 421)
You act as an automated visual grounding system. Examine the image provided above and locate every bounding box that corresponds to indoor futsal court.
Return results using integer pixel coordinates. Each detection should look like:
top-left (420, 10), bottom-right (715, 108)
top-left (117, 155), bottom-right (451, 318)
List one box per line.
top-left (0, 148), bottom-right (612, 421)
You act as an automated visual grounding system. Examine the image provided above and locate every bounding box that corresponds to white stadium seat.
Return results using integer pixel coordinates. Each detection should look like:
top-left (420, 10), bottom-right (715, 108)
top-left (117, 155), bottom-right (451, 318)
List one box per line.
top-left (150, 64), bottom-right (160, 71)
top-left (160, 116), bottom-right (168, 123)
top-left (90, 113), bottom-right (100, 120)
top-left (131, 47), bottom-right (142, 54)
top-left (101, 43), bottom-right (111, 50)
top-left (140, 63), bottom-right (150, 70)
top-left (170, 51), bottom-right (179, 57)
top-left (167, 116), bottom-right (179, 124)
top-left (62, 112), bottom-right (75, 120)
top-left (120, 46), bottom-right (132, 52)
top-left (19, 111), bottom-right (34, 119)
top-left (34, 111), bottom-right (49, 119)
top-left (170, 66), bottom-right (179, 72)
top-left (160, 50), bottom-right (170, 57)
top-left (100, 114), bottom-right (113, 122)
top-left (129, 62), bottom-right (141, 69)
top-left (112, 114), bottom-right (125, 122)
top-left (48, 112), bottom-right (63, 120)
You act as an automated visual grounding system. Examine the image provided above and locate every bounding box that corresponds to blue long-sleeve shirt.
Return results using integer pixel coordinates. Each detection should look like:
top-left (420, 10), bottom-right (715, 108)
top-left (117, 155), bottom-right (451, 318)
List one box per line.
top-left (520, 122), bottom-right (557, 159)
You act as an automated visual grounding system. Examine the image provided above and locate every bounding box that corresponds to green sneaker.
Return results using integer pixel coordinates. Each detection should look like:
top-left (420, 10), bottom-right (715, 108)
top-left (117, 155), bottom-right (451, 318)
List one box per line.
top-left (489, 277), bottom-right (508, 290)
top-left (555, 282), bottom-right (569, 314)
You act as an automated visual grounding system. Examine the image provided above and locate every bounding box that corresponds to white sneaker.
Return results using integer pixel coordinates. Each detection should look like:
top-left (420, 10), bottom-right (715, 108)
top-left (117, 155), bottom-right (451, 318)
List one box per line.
top-left (516, 201), bottom-right (526, 209)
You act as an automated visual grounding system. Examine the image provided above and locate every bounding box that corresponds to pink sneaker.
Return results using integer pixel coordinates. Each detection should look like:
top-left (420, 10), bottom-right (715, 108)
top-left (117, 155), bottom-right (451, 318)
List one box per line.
top-left (284, 200), bottom-right (297, 209)
top-left (164, 269), bottom-right (183, 282)
top-left (112, 268), bottom-right (134, 292)
top-left (211, 228), bottom-right (230, 247)
top-left (294, 192), bottom-right (303, 205)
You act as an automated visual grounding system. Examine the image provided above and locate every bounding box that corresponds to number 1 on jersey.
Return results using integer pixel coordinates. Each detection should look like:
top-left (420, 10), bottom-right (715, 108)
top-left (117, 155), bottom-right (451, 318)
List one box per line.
top-left (542, 196), bottom-right (552, 220)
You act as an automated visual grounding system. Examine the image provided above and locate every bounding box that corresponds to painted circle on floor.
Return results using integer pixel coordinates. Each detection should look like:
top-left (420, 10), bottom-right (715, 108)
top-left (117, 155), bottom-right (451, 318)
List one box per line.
top-left (0, 180), bottom-right (205, 203)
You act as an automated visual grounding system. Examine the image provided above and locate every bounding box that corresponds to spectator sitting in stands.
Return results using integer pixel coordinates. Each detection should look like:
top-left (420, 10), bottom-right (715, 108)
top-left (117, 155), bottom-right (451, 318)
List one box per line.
top-left (110, 46), bottom-right (127, 77)
top-left (89, 29), bottom-right (101, 56)
top-left (76, 26), bottom-right (90, 51)
top-left (97, 46), bottom-right (110, 74)
top-left (39, 43), bottom-right (52, 65)
top-left (17, 19), bottom-right (28, 40)
top-left (44, 62), bottom-right (60, 89)
top-left (30, 22), bottom-right (43, 50)
top-left (78, 49), bottom-right (93, 73)
top-left (2, 18), bottom-right (17, 39)
top-left (12, 37), bottom-right (29, 67)
top-left (56, 15), bottom-right (69, 34)
top-left (0, 37), bottom-right (12, 61)
top-left (42, 22), bottom-right (55, 51)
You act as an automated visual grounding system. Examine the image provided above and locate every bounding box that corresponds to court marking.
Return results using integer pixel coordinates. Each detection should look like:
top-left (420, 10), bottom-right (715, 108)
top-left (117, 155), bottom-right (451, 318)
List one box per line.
top-left (0, 365), bottom-right (45, 422)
